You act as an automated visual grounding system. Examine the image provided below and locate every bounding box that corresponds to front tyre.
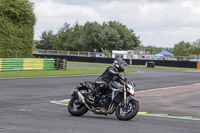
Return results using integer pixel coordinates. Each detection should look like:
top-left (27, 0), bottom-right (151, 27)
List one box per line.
top-left (115, 100), bottom-right (139, 121)
top-left (68, 96), bottom-right (88, 116)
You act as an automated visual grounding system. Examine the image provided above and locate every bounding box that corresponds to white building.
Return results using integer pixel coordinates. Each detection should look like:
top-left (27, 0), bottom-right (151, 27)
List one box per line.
top-left (112, 50), bottom-right (141, 59)
top-left (112, 50), bottom-right (129, 59)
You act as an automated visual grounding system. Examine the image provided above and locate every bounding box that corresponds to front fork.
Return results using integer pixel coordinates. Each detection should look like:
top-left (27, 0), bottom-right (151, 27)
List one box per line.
top-left (123, 85), bottom-right (127, 108)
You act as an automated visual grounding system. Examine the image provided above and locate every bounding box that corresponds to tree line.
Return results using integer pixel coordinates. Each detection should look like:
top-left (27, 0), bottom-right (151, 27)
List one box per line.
top-left (35, 21), bottom-right (200, 57)
top-left (137, 40), bottom-right (200, 56)
top-left (173, 40), bottom-right (200, 56)
top-left (35, 21), bottom-right (141, 53)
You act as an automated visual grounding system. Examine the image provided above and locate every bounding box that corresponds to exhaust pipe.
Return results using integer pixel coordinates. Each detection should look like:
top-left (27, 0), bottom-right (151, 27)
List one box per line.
top-left (74, 89), bottom-right (91, 110)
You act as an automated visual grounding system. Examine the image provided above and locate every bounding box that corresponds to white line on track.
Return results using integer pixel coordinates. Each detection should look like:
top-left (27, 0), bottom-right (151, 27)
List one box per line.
top-left (135, 83), bottom-right (200, 93)
top-left (50, 100), bottom-right (69, 106)
top-left (139, 114), bottom-right (200, 121)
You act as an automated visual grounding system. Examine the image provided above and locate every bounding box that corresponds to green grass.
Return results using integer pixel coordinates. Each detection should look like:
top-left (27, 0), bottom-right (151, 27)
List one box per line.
top-left (68, 61), bottom-right (198, 71)
top-left (1, 61), bottom-right (196, 78)
top-left (57, 99), bottom-right (70, 104)
top-left (0, 66), bottom-right (136, 78)
top-left (68, 61), bottom-right (111, 66)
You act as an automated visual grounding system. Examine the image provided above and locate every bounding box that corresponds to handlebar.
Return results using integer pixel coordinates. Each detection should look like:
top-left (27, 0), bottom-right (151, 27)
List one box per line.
top-left (118, 73), bottom-right (127, 80)
top-left (117, 73), bottom-right (136, 87)
top-left (118, 73), bottom-right (127, 85)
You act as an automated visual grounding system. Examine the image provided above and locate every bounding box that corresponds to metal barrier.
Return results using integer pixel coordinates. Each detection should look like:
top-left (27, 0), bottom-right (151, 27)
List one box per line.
top-left (33, 49), bottom-right (200, 61)
top-left (33, 49), bottom-right (111, 58)
top-left (33, 54), bottom-right (198, 69)
top-left (0, 58), bottom-right (55, 71)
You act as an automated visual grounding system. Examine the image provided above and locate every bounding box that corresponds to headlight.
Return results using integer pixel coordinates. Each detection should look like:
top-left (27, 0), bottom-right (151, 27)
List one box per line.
top-left (127, 84), bottom-right (135, 96)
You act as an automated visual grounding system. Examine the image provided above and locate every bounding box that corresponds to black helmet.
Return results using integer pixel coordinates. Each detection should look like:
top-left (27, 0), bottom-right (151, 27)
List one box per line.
top-left (113, 58), bottom-right (127, 72)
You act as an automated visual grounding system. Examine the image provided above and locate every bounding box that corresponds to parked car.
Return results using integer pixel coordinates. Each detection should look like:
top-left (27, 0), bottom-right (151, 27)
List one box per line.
top-left (91, 52), bottom-right (107, 58)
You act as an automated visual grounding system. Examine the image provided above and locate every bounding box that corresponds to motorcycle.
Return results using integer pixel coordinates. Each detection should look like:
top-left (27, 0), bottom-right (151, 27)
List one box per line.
top-left (68, 73), bottom-right (139, 121)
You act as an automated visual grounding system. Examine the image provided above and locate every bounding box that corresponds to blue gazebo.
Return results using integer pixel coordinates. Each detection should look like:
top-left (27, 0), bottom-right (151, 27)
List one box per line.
top-left (156, 50), bottom-right (173, 56)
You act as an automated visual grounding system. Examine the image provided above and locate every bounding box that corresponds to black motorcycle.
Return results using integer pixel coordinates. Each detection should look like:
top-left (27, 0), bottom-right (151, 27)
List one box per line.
top-left (68, 73), bottom-right (139, 121)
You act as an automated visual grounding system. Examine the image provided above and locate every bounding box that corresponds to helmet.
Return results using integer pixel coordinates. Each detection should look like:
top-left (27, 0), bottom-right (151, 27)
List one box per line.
top-left (113, 58), bottom-right (127, 72)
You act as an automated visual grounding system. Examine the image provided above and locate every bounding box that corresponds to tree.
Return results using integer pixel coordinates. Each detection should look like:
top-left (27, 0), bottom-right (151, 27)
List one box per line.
top-left (101, 23), bottom-right (121, 51)
top-left (36, 30), bottom-right (55, 49)
top-left (69, 23), bottom-right (85, 51)
top-left (107, 21), bottom-right (141, 50)
top-left (190, 39), bottom-right (200, 55)
top-left (53, 23), bottom-right (73, 50)
top-left (0, 0), bottom-right (36, 57)
top-left (81, 21), bottom-right (103, 51)
top-left (173, 41), bottom-right (191, 56)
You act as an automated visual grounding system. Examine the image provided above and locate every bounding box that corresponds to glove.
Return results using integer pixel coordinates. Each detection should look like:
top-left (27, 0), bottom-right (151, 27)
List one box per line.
top-left (115, 72), bottom-right (120, 76)
top-left (124, 78), bottom-right (127, 81)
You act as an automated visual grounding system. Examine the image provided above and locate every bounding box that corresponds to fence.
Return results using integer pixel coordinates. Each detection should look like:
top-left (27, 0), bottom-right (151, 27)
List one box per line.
top-left (33, 54), bottom-right (199, 69)
top-left (34, 49), bottom-right (111, 57)
top-left (55, 58), bottom-right (67, 70)
top-left (131, 59), bottom-right (197, 68)
top-left (0, 58), bottom-right (55, 71)
top-left (33, 49), bottom-right (200, 62)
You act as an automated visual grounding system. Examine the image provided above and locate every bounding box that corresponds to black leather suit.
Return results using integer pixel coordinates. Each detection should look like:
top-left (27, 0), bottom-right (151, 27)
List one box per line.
top-left (95, 66), bottom-right (119, 93)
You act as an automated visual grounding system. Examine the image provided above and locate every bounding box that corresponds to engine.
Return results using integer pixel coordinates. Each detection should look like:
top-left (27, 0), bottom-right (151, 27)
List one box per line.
top-left (95, 94), bottom-right (111, 109)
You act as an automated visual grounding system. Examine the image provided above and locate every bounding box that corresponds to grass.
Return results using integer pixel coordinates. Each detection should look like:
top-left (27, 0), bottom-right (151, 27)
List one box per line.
top-left (68, 61), bottom-right (198, 71)
top-left (68, 61), bottom-right (111, 66)
top-left (0, 66), bottom-right (136, 78)
top-left (57, 99), bottom-right (70, 105)
top-left (1, 61), bottom-right (196, 78)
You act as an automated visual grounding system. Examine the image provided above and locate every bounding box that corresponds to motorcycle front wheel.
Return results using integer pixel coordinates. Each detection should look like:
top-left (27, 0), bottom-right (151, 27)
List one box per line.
top-left (115, 99), bottom-right (139, 121)
top-left (68, 96), bottom-right (89, 116)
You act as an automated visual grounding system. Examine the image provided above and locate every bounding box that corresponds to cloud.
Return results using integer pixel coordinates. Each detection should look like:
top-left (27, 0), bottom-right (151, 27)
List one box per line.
top-left (32, 0), bottom-right (105, 39)
top-left (138, 27), bottom-right (200, 47)
top-left (30, 0), bottom-right (200, 47)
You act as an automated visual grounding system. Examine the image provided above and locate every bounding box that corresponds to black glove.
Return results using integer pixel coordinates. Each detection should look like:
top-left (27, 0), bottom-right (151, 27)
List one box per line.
top-left (115, 72), bottom-right (120, 76)
top-left (124, 78), bottom-right (127, 81)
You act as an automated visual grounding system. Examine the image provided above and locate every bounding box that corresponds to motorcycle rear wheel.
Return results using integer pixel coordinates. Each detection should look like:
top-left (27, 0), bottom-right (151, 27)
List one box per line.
top-left (68, 96), bottom-right (89, 116)
top-left (115, 100), bottom-right (139, 121)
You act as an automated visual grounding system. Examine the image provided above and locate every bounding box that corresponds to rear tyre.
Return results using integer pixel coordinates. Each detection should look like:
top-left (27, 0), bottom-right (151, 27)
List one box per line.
top-left (68, 96), bottom-right (88, 116)
top-left (115, 100), bottom-right (139, 121)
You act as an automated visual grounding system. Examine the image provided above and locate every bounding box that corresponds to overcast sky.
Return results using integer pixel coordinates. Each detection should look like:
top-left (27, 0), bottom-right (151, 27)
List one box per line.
top-left (30, 0), bottom-right (200, 47)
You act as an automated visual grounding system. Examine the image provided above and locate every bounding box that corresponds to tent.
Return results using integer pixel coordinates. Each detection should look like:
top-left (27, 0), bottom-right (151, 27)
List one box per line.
top-left (156, 50), bottom-right (173, 56)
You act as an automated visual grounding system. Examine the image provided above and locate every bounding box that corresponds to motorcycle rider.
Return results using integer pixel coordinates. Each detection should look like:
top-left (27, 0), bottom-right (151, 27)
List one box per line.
top-left (94, 58), bottom-right (128, 98)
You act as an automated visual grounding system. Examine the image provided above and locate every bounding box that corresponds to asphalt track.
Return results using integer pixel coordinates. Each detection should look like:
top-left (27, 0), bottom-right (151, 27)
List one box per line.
top-left (0, 65), bottom-right (200, 133)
